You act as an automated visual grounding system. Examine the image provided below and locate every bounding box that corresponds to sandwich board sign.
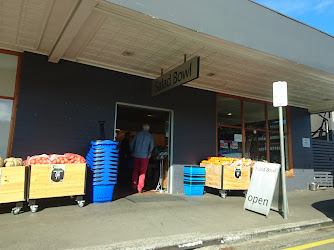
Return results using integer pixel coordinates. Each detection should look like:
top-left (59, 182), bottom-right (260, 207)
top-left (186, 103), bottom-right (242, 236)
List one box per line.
top-left (152, 56), bottom-right (200, 96)
top-left (244, 162), bottom-right (280, 216)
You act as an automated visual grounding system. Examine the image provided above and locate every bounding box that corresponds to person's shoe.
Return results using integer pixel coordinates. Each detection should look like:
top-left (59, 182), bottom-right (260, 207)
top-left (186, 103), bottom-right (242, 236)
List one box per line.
top-left (138, 190), bottom-right (143, 193)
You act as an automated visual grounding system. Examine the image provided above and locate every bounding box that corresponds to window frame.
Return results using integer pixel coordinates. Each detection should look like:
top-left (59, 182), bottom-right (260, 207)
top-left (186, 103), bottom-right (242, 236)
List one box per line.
top-left (0, 49), bottom-right (22, 158)
top-left (216, 92), bottom-right (294, 178)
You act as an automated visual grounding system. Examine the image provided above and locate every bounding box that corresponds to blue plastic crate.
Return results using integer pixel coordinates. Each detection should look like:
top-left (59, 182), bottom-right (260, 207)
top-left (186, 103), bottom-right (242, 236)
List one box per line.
top-left (90, 169), bottom-right (118, 176)
top-left (184, 178), bottom-right (205, 184)
top-left (86, 156), bottom-right (119, 163)
top-left (86, 160), bottom-right (119, 166)
top-left (88, 167), bottom-right (118, 174)
top-left (184, 184), bottom-right (204, 196)
top-left (87, 149), bottom-right (119, 155)
top-left (183, 175), bottom-right (206, 180)
top-left (91, 177), bottom-right (118, 182)
top-left (86, 157), bottom-right (119, 163)
top-left (184, 178), bottom-right (205, 183)
top-left (183, 180), bottom-right (205, 185)
top-left (91, 140), bottom-right (119, 146)
top-left (184, 166), bottom-right (205, 175)
top-left (88, 147), bottom-right (119, 151)
top-left (92, 173), bottom-right (118, 178)
top-left (91, 179), bottom-right (117, 185)
top-left (92, 180), bottom-right (117, 186)
top-left (88, 184), bottom-right (115, 203)
top-left (86, 153), bottom-right (119, 159)
top-left (87, 163), bottom-right (118, 169)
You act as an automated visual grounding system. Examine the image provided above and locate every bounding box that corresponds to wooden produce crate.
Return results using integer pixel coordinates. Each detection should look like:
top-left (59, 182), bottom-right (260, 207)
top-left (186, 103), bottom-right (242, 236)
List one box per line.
top-left (28, 163), bottom-right (86, 200)
top-left (0, 166), bottom-right (26, 204)
top-left (201, 163), bottom-right (251, 198)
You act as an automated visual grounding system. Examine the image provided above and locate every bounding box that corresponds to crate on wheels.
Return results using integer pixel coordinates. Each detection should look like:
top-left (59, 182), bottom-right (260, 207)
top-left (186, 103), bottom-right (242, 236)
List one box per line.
top-left (183, 166), bottom-right (206, 196)
top-left (0, 166), bottom-right (27, 215)
top-left (86, 140), bottom-right (119, 203)
top-left (201, 162), bottom-right (251, 198)
top-left (28, 163), bottom-right (86, 212)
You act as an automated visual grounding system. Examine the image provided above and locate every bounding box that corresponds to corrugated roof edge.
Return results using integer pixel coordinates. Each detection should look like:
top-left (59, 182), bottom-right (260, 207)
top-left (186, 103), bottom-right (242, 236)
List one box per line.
top-left (248, 0), bottom-right (334, 39)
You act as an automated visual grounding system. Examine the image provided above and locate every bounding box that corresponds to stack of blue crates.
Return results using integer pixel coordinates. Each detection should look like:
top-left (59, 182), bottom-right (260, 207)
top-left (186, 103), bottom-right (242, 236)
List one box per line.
top-left (86, 140), bottom-right (119, 203)
top-left (184, 166), bottom-right (206, 196)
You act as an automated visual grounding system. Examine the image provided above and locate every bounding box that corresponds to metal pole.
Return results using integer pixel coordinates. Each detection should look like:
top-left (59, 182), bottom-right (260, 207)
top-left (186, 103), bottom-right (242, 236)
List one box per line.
top-left (279, 106), bottom-right (289, 219)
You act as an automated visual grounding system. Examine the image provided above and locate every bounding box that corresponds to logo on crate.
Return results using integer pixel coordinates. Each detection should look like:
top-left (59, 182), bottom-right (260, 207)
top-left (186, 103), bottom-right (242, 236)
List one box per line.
top-left (235, 166), bottom-right (242, 179)
top-left (50, 164), bottom-right (65, 183)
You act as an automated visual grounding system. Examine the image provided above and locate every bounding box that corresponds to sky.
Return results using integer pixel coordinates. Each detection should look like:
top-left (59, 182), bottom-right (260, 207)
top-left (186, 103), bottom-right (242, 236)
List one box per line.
top-left (253, 0), bottom-right (334, 36)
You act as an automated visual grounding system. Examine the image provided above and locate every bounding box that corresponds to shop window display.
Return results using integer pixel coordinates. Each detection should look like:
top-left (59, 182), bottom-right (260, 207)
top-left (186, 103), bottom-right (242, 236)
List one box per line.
top-left (216, 94), bottom-right (291, 169)
top-left (245, 130), bottom-right (267, 161)
top-left (217, 127), bottom-right (242, 158)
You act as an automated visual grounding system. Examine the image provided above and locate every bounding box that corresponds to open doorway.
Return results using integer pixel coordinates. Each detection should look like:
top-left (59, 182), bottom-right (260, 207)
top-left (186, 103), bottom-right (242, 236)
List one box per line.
top-left (114, 103), bottom-right (172, 197)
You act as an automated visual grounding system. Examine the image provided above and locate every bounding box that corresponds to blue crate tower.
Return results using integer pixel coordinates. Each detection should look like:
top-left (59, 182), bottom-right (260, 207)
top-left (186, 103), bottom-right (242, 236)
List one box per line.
top-left (86, 140), bottom-right (119, 203)
top-left (184, 166), bottom-right (206, 196)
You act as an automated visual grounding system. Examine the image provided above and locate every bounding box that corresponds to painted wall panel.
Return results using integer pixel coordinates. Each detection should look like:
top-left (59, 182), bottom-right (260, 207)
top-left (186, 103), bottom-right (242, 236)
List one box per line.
top-left (12, 52), bottom-right (216, 165)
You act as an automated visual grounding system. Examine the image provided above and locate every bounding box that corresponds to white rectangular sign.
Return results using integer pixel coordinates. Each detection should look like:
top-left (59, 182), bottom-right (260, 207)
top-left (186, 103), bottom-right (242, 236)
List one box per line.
top-left (152, 56), bottom-right (200, 96)
top-left (234, 134), bottom-right (242, 142)
top-left (244, 162), bottom-right (280, 216)
top-left (302, 138), bottom-right (311, 148)
top-left (273, 81), bottom-right (288, 107)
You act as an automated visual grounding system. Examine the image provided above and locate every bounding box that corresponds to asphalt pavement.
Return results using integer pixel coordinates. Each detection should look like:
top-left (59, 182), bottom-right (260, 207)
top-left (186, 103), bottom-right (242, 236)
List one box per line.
top-left (0, 189), bottom-right (333, 249)
top-left (211, 225), bottom-right (334, 250)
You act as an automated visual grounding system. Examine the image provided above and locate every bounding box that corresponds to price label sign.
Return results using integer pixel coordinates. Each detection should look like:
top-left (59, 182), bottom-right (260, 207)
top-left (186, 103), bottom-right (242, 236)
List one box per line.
top-left (273, 81), bottom-right (288, 107)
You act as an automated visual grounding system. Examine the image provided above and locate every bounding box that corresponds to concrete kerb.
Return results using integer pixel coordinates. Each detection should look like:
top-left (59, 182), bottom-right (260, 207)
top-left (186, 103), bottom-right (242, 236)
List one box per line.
top-left (73, 218), bottom-right (334, 250)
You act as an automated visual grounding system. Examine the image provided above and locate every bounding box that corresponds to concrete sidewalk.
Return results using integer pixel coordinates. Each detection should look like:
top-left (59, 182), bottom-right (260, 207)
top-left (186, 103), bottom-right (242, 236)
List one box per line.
top-left (0, 189), bottom-right (333, 249)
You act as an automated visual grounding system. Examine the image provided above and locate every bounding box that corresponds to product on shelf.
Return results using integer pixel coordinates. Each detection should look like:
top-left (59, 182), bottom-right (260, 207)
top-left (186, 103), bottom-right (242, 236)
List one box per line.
top-left (25, 153), bottom-right (86, 165)
top-left (4, 157), bottom-right (24, 167)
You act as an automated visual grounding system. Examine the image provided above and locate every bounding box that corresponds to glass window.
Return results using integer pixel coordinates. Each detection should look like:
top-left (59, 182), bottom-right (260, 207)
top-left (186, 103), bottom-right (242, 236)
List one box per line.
top-left (217, 96), bottom-right (242, 126)
top-left (0, 99), bottom-right (13, 157)
top-left (244, 101), bottom-right (266, 130)
top-left (245, 130), bottom-right (267, 161)
top-left (269, 132), bottom-right (289, 170)
top-left (0, 53), bottom-right (18, 97)
top-left (216, 95), bottom-right (291, 170)
top-left (268, 105), bottom-right (287, 132)
top-left (217, 127), bottom-right (242, 158)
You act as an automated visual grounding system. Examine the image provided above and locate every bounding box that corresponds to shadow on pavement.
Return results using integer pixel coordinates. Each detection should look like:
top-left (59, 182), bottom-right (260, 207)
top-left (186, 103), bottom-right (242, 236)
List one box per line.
top-left (0, 197), bottom-right (79, 214)
top-left (312, 199), bottom-right (334, 220)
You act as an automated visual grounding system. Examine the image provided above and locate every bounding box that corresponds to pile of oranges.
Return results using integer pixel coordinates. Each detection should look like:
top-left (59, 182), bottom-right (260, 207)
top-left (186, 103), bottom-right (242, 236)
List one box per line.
top-left (201, 157), bottom-right (254, 167)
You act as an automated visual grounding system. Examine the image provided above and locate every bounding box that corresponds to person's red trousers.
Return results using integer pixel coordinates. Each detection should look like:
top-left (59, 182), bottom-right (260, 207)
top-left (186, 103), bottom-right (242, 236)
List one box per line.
top-left (132, 157), bottom-right (149, 191)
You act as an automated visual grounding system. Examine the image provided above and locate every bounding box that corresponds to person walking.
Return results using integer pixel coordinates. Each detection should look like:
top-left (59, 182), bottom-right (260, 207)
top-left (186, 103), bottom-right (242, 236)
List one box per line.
top-left (131, 123), bottom-right (154, 193)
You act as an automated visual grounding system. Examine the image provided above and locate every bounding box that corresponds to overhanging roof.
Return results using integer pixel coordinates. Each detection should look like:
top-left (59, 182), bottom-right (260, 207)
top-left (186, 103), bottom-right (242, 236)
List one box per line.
top-left (1, 0), bottom-right (334, 113)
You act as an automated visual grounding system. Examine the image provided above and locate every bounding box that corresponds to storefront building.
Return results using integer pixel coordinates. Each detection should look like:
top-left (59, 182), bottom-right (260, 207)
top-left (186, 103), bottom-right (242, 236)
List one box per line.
top-left (1, 0), bottom-right (333, 192)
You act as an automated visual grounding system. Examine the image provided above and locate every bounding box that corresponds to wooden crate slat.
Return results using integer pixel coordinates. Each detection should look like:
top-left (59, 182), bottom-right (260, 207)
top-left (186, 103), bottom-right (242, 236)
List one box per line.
top-left (28, 164), bottom-right (86, 199)
top-left (0, 166), bottom-right (26, 204)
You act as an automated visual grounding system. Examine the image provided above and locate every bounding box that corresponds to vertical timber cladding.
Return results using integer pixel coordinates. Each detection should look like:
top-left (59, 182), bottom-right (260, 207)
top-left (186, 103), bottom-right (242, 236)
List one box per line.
top-left (152, 56), bottom-right (200, 96)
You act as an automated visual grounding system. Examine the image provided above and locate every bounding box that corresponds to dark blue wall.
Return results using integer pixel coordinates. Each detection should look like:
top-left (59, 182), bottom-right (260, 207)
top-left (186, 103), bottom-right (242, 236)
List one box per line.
top-left (290, 106), bottom-right (313, 169)
top-left (12, 52), bottom-right (217, 164)
top-left (288, 106), bottom-right (314, 190)
top-left (12, 52), bottom-right (315, 190)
